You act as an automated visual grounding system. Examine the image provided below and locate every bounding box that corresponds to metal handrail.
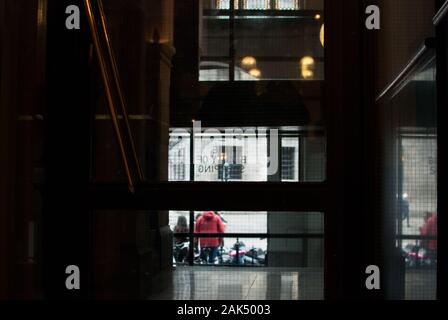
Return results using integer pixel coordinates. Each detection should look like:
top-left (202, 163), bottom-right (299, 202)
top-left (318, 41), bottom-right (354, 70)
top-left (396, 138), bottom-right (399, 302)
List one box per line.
top-left (95, 0), bottom-right (144, 182)
top-left (376, 38), bottom-right (436, 102)
top-left (84, 0), bottom-right (144, 193)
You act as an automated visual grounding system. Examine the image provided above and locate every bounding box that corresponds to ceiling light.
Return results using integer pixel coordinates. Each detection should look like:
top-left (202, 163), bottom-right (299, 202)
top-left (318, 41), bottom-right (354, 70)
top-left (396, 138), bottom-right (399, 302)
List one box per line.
top-left (249, 68), bottom-right (261, 78)
top-left (242, 56), bottom-right (257, 67)
top-left (320, 24), bottom-right (325, 47)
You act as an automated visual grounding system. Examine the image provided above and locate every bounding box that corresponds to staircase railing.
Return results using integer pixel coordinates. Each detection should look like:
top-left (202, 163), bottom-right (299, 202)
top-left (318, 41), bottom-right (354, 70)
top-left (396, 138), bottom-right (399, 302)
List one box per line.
top-left (84, 0), bottom-right (144, 193)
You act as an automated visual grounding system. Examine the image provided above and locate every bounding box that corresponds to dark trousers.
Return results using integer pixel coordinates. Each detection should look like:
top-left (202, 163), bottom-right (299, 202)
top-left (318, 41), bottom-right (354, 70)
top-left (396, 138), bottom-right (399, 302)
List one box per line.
top-left (200, 247), bottom-right (219, 263)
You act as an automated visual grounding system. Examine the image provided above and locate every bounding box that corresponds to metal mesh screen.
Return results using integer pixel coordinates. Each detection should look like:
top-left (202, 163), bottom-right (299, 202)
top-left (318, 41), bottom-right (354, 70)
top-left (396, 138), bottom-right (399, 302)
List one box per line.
top-left (381, 58), bottom-right (437, 300)
top-left (166, 210), bottom-right (324, 300)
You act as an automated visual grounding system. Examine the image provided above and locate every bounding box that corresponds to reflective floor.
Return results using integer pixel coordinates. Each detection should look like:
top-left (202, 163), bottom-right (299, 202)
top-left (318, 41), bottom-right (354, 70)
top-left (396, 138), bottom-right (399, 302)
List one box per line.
top-left (150, 267), bottom-right (324, 300)
top-left (406, 269), bottom-right (437, 300)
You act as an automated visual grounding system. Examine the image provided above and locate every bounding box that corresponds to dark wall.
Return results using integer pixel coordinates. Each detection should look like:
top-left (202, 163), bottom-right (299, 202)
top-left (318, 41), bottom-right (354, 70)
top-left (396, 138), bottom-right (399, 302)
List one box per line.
top-left (0, 0), bottom-right (46, 299)
top-left (376, 0), bottom-right (435, 94)
top-left (43, 0), bottom-right (92, 299)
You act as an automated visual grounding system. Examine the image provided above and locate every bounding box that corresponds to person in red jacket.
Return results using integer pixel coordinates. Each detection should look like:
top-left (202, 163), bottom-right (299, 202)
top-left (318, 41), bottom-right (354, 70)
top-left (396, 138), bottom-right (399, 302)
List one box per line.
top-left (420, 212), bottom-right (437, 251)
top-left (195, 211), bottom-right (225, 263)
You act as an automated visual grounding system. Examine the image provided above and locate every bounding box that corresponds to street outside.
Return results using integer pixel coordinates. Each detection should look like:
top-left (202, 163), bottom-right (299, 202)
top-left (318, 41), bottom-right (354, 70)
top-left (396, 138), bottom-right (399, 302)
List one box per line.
top-left (170, 211), bottom-right (268, 251)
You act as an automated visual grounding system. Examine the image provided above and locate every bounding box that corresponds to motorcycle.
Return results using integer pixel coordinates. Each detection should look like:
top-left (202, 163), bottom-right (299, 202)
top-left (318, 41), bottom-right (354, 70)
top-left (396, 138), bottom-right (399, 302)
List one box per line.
top-left (244, 247), bottom-right (267, 265)
top-left (221, 241), bottom-right (267, 266)
top-left (402, 243), bottom-right (437, 268)
top-left (174, 240), bottom-right (267, 266)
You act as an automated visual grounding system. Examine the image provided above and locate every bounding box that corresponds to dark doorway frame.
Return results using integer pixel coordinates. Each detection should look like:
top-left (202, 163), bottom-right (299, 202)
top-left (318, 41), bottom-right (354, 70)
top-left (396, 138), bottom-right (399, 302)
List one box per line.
top-left (42, 0), bottom-right (433, 300)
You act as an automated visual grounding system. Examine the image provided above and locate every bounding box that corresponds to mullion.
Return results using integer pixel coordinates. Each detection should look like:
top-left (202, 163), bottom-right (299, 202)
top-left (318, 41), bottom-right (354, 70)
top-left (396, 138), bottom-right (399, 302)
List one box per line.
top-left (229, 0), bottom-right (235, 81)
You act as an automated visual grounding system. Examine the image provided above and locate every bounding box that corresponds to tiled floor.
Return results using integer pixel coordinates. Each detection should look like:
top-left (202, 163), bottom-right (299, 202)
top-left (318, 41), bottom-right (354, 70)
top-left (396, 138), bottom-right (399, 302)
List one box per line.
top-left (150, 267), bottom-right (324, 300)
top-left (405, 269), bottom-right (437, 300)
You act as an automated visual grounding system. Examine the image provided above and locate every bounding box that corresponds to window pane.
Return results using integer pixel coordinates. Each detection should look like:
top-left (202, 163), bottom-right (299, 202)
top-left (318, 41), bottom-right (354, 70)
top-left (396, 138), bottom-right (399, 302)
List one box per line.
top-left (234, 11), bottom-right (324, 81)
top-left (200, 0), bottom-right (324, 81)
top-left (210, 1), bottom-right (303, 10)
top-left (169, 126), bottom-right (325, 182)
top-left (381, 58), bottom-right (437, 300)
top-left (199, 59), bottom-right (231, 81)
top-left (169, 209), bottom-right (324, 301)
top-left (200, 6), bottom-right (230, 81)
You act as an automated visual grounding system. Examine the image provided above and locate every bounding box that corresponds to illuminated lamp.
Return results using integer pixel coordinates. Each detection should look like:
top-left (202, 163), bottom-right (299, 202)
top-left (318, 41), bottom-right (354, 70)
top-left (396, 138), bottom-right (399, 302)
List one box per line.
top-left (300, 56), bottom-right (315, 80)
top-left (241, 56), bottom-right (257, 67)
top-left (249, 68), bottom-right (261, 78)
top-left (320, 24), bottom-right (325, 47)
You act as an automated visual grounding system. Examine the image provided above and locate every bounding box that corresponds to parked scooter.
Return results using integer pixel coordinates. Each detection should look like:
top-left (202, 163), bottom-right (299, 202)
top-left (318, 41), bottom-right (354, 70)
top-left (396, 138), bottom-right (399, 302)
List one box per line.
top-left (244, 247), bottom-right (267, 265)
top-left (402, 243), bottom-right (437, 268)
top-left (175, 239), bottom-right (267, 266)
top-left (221, 241), bottom-right (267, 266)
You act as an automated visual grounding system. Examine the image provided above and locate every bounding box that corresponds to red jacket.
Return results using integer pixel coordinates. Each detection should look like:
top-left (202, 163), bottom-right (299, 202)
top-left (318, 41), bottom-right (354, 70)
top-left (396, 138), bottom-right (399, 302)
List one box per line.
top-left (420, 213), bottom-right (437, 250)
top-left (195, 211), bottom-right (225, 248)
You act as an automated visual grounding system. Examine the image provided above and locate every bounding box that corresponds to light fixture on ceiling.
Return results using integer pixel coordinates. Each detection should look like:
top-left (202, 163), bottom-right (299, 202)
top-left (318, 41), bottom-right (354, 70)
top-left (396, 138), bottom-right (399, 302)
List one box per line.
top-left (249, 68), bottom-right (261, 78)
top-left (302, 69), bottom-right (314, 79)
top-left (320, 24), bottom-right (325, 47)
top-left (241, 56), bottom-right (257, 67)
top-left (300, 56), bottom-right (315, 67)
top-left (300, 56), bottom-right (315, 80)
